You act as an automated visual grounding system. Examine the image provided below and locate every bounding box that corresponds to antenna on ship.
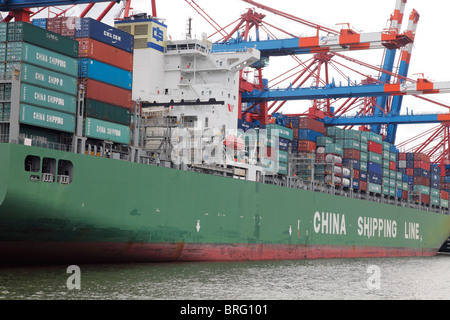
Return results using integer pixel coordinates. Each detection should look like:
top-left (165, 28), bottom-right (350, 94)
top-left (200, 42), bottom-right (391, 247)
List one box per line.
top-left (186, 17), bottom-right (193, 39)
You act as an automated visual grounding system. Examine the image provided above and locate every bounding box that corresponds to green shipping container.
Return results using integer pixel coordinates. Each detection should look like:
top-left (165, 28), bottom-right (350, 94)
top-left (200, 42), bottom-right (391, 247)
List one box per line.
top-left (278, 150), bottom-right (288, 163)
top-left (316, 136), bottom-right (333, 147)
top-left (20, 103), bottom-right (75, 133)
top-left (441, 199), bottom-right (449, 208)
top-left (368, 152), bottom-right (381, 164)
top-left (265, 124), bottom-right (293, 140)
top-left (368, 132), bottom-right (382, 143)
top-left (21, 63), bottom-right (77, 96)
top-left (360, 131), bottom-right (369, 143)
top-left (343, 129), bottom-right (360, 141)
top-left (413, 185), bottom-right (430, 195)
top-left (21, 83), bottom-right (77, 114)
top-left (6, 22), bottom-right (78, 58)
top-left (85, 99), bottom-right (130, 126)
top-left (85, 117), bottom-right (130, 144)
top-left (431, 196), bottom-right (440, 206)
top-left (382, 168), bottom-right (389, 178)
top-left (0, 23), bottom-right (7, 42)
top-left (382, 141), bottom-right (390, 151)
top-left (9, 42), bottom-right (78, 77)
top-left (368, 182), bottom-right (381, 194)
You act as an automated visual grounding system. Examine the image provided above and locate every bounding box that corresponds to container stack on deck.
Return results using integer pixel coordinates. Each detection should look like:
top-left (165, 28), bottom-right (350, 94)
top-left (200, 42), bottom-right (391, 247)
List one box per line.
top-left (1, 21), bottom-right (78, 143)
top-left (281, 116), bottom-right (450, 208)
top-left (33, 17), bottom-right (134, 145)
top-left (263, 123), bottom-right (292, 175)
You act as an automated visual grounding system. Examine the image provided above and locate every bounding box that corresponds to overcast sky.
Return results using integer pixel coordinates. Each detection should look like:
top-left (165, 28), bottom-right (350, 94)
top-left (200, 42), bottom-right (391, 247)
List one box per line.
top-left (36, 0), bottom-right (450, 148)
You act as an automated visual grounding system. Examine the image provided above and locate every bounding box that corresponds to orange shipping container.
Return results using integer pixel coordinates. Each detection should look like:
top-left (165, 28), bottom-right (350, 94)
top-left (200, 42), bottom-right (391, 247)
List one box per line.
top-left (81, 79), bottom-right (132, 109)
top-left (78, 38), bottom-right (134, 71)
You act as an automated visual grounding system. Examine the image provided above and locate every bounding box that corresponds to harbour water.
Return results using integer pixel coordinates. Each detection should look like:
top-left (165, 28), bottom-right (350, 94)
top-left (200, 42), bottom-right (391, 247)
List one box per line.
top-left (0, 255), bottom-right (449, 301)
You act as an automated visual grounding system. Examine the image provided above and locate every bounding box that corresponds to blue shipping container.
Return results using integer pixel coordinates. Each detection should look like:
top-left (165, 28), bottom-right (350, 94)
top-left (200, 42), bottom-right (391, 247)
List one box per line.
top-left (368, 172), bottom-right (382, 184)
top-left (359, 171), bottom-right (367, 181)
top-left (279, 137), bottom-right (289, 152)
top-left (32, 18), bottom-right (47, 30)
top-left (413, 168), bottom-right (430, 178)
top-left (75, 18), bottom-right (134, 52)
top-left (78, 59), bottom-right (132, 91)
top-left (238, 119), bottom-right (254, 132)
top-left (367, 161), bottom-right (382, 174)
top-left (397, 189), bottom-right (402, 198)
top-left (352, 179), bottom-right (359, 189)
top-left (343, 159), bottom-right (359, 170)
top-left (297, 129), bottom-right (323, 141)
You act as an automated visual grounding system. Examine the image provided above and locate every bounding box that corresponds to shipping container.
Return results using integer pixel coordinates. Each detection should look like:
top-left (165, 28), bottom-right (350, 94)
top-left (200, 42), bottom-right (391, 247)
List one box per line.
top-left (85, 99), bottom-right (131, 126)
top-left (298, 117), bottom-right (324, 133)
top-left (297, 128), bottom-right (323, 141)
top-left (21, 63), bottom-right (77, 95)
top-left (77, 37), bottom-right (133, 71)
top-left (264, 123), bottom-right (293, 140)
top-left (75, 18), bottom-right (134, 53)
top-left (85, 117), bottom-right (130, 144)
top-left (81, 78), bottom-right (132, 108)
top-left (298, 140), bottom-right (316, 152)
top-left (21, 83), bottom-right (77, 114)
top-left (19, 103), bottom-right (75, 133)
top-left (78, 58), bottom-right (132, 90)
top-left (7, 42), bottom-right (78, 76)
top-left (0, 23), bottom-right (7, 42)
top-left (6, 21), bottom-right (78, 58)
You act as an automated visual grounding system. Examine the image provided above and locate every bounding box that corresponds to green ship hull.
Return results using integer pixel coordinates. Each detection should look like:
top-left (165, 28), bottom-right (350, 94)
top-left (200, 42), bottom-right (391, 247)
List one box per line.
top-left (1, 142), bottom-right (450, 263)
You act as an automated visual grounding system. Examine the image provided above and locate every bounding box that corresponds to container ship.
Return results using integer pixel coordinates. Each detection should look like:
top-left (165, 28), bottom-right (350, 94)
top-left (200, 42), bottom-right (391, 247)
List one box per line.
top-left (0, 12), bottom-right (449, 263)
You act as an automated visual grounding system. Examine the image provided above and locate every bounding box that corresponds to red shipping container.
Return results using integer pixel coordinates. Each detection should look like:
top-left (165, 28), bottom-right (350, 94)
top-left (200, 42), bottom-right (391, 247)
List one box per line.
top-left (368, 141), bottom-right (382, 154)
top-left (406, 168), bottom-right (414, 176)
top-left (359, 180), bottom-right (367, 191)
top-left (414, 153), bottom-right (430, 162)
top-left (402, 190), bottom-right (408, 200)
top-left (389, 161), bottom-right (396, 170)
top-left (353, 169), bottom-right (360, 179)
top-left (298, 118), bottom-right (324, 134)
top-left (315, 153), bottom-right (326, 162)
top-left (414, 160), bottom-right (430, 170)
top-left (81, 79), bottom-right (132, 109)
top-left (441, 190), bottom-right (449, 200)
top-left (399, 153), bottom-right (407, 160)
top-left (344, 148), bottom-right (360, 159)
top-left (298, 140), bottom-right (316, 152)
top-left (413, 176), bottom-right (430, 186)
top-left (293, 128), bottom-right (299, 139)
top-left (77, 38), bottom-right (134, 71)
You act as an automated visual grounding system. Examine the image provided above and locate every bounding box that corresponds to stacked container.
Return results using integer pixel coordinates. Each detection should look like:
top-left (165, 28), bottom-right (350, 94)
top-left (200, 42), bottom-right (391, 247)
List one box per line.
top-left (75, 18), bottom-right (133, 145)
top-left (1, 21), bottom-right (78, 139)
top-left (262, 123), bottom-right (292, 175)
top-left (33, 17), bottom-right (134, 145)
top-left (289, 117), bottom-right (324, 155)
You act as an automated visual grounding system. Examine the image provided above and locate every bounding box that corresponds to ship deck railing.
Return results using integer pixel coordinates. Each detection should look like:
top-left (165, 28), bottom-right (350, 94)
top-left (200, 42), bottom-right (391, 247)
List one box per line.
top-left (1, 132), bottom-right (448, 216)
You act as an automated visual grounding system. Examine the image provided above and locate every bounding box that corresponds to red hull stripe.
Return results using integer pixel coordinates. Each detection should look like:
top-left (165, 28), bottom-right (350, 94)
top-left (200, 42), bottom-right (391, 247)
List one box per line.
top-left (0, 241), bottom-right (438, 263)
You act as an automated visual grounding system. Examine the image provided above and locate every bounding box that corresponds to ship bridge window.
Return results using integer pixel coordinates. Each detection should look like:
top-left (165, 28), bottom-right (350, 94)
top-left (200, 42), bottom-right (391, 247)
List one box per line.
top-left (42, 157), bottom-right (56, 183)
top-left (57, 160), bottom-right (73, 184)
top-left (24, 155), bottom-right (40, 172)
